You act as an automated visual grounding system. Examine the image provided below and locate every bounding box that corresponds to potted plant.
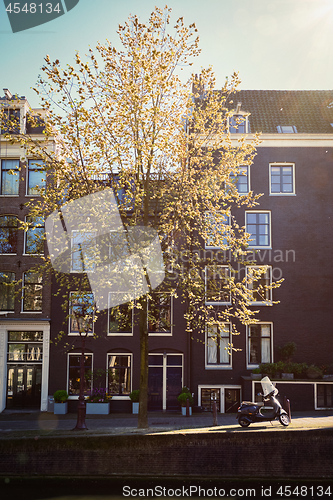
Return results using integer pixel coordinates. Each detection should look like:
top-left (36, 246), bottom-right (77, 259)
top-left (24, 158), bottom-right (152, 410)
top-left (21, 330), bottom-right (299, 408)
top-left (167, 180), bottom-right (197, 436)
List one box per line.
top-left (306, 365), bottom-right (323, 379)
top-left (129, 390), bottom-right (140, 414)
top-left (251, 368), bottom-right (261, 380)
top-left (259, 362), bottom-right (277, 378)
top-left (177, 387), bottom-right (193, 416)
top-left (86, 388), bottom-right (112, 414)
top-left (53, 390), bottom-right (68, 415)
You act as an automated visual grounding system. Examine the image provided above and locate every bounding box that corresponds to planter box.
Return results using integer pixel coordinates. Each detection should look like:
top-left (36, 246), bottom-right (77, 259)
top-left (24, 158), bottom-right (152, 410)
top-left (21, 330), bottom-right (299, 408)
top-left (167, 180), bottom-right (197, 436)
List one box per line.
top-left (54, 402), bottom-right (68, 415)
top-left (86, 402), bottom-right (110, 415)
top-left (282, 373), bottom-right (294, 379)
top-left (181, 406), bottom-right (192, 416)
top-left (251, 373), bottom-right (262, 380)
top-left (132, 402), bottom-right (139, 414)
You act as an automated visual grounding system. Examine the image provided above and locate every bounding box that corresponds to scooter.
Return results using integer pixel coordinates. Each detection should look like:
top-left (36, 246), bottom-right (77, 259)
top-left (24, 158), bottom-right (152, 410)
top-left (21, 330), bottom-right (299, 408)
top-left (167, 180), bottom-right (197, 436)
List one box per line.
top-left (237, 376), bottom-right (290, 427)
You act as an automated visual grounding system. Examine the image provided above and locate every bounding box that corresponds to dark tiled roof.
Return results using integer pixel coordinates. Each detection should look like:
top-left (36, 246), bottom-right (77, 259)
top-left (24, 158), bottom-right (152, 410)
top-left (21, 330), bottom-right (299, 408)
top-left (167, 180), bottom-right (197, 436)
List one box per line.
top-left (227, 90), bottom-right (333, 134)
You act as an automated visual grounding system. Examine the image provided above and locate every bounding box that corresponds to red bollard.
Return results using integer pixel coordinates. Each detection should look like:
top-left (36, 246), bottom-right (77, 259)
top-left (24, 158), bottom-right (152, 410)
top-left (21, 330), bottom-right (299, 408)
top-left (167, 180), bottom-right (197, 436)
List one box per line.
top-left (212, 399), bottom-right (218, 426)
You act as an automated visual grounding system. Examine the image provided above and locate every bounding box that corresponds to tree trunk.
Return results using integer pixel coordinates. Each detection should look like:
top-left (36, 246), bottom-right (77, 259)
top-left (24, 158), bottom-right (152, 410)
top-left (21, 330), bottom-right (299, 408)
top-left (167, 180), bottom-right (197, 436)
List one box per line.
top-left (138, 296), bottom-right (149, 429)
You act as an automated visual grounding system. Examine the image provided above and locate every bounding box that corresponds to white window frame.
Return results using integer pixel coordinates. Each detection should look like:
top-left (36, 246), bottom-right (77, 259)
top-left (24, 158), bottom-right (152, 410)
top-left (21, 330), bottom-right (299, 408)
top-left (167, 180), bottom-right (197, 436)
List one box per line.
top-left (230, 165), bottom-right (250, 194)
top-left (67, 352), bottom-right (93, 399)
top-left (246, 266), bottom-right (272, 305)
top-left (205, 323), bottom-right (232, 369)
top-left (21, 271), bottom-right (43, 313)
top-left (23, 215), bottom-right (44, 255)
top-left (205, 265), bottom-right (231, 305)
top-left (71, 230), bottom-right (97, 273)
top-left (245, 210), bottom-right (272, 249)
top-left (0, 159), bottom-right (20, 196)
top-left (198, 385), bottom-right (242, 413)
top-left (148, 292), bottom-right (173, 336)
top-left (107, 353), bottom-right (133, 399)
top-left (108, 293), bottom-right (133, 336)
top-left (228, 112), bottom-right (250, 134)
top-left (277, 125), bottom-right (297, 133)
top-left (269, 163), bottom-right (296, 196)
top-left (26, 159), bottom-right (46, 196)
top-left (68, 291), bottom-right (95, 336)
top-left (204, 212), bottom-right (230, 249)
top-left (246, 322), bottom-right (273, 369)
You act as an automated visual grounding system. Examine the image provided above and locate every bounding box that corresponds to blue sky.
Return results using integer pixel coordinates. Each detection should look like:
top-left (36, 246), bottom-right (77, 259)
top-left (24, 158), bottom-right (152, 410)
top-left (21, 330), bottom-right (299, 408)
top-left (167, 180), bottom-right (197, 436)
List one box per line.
top-left (1, 0), bottom-right (333, 108)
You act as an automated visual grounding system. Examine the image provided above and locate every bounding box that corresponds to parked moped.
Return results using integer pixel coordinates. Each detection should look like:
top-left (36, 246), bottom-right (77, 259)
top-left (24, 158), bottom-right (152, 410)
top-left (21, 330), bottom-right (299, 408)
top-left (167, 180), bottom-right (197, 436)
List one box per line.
top-left (237, 376), bottom-right (290, 427)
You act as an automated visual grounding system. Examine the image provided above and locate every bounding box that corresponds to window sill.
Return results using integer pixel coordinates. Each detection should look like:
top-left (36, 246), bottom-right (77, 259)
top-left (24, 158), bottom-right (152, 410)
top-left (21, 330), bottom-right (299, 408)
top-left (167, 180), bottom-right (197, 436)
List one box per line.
top-left (107, 332), bottom-right (133, 336)
top-left (148, 332), bottom-right (172, 336)
top-left (205, 365), bottom-right (232, 370)
top-left (0, 195), bottom-right (19, 197)
top-left (205, 302), bottom-right (232, 306)
top-left (269, 193), bottom-right (296, 196)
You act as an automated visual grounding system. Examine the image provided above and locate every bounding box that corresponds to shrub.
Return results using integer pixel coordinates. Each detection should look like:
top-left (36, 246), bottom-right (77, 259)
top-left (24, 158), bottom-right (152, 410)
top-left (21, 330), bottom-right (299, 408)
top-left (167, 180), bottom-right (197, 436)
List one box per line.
top-left (129, 390), bottom-right (140, 402)
top-left (53, 390), bottom-right (68, 403)
top-left (177, 387), bottom-right (193, 406)
top-left (306, 365), bottom-right (323, 379)
top-left (259, 363), bottom-right (277, 377)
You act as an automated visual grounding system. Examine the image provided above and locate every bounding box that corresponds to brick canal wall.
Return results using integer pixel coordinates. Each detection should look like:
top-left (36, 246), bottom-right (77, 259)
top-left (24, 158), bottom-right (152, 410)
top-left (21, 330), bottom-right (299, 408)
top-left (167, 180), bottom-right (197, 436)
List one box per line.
top-left (0, 429), bottom-right (332, 479)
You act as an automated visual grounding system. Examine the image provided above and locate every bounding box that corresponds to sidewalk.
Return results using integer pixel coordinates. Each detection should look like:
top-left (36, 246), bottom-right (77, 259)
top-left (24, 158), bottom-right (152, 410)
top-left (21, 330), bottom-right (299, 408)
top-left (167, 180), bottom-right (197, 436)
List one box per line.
top-left (0, 409), bottom-right (332, 437)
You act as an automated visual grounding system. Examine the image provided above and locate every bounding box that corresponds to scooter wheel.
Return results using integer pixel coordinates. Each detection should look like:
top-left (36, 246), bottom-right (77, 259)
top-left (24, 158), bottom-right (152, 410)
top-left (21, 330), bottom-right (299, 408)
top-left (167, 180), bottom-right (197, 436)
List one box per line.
top-left (279, 413), bottom-right (290, 426)
top-left (238, 417), bottom-right (250, 427)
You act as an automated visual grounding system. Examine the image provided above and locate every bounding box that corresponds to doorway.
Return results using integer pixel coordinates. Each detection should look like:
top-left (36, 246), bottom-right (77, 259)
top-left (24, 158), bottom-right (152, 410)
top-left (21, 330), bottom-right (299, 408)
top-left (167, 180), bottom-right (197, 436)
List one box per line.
top-left (7, 365), bottom-right (42, 408)
top-left (199, 386), bottom-right (241, 413)
top-left (148, 353), bottom-right (183, 411)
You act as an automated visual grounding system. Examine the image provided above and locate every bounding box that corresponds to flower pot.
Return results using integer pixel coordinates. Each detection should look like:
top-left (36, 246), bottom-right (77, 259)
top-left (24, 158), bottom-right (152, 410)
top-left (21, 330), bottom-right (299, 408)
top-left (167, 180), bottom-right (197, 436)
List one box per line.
top-left (251, 373), bottom-right (262, 380)
top-left (281, 373), bottom-right (294, 379)
top-left (132, 402), bottom-right (139, 414)
top-left (86, 402), bottom-right (110, 414)
top-left (181, 406), bottom-right (192, 416)
top-left (54, 402), bottom-right (68, 415)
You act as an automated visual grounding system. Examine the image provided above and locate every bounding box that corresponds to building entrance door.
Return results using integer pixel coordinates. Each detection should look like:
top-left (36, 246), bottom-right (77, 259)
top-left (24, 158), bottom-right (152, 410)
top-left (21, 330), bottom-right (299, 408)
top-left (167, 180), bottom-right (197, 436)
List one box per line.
top-left (7, 365), bottom-right (42, 408)
top-left (148, 353), bottom-right (183, 411)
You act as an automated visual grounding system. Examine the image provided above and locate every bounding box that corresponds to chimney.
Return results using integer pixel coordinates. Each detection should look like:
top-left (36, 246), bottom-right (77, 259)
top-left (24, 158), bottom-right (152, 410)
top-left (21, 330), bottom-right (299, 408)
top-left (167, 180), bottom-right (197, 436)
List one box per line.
top-left (3, 89), bottom-right (13, 99)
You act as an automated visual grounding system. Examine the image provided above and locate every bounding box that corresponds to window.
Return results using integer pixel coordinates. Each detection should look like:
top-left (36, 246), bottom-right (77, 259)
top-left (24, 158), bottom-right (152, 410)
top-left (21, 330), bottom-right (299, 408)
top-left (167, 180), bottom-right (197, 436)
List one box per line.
top-left (0, 271), bottom-right (15, 311)
top-left (7, 331), bottom-right (43, 362)
top-left (24, 216), bottom-right (44, 254)
top-left (1, 108), bottom-right (20, 134)
top-left (71, 230), bottom-right (96, 272)
top-left (269, 163), bottom-right (295, 195)
top-left (246, 211), bottom-right (271, 248)
top-left (230, 166), bottom-right (250, 194)
top-left (204, 212), bottom-right (230, 249)
top-left (248, 323), bottom-right (272, 366)
top-left (229, 114), bottom-right (250, 133)
top-left (205, 265), bottom-right (231, 304)
top-left (22, 271), bottom-right (42, 312)
top-left (0, 215), bottom-right (18, 254)
top-left (148, 293), bottom-right (172, 334)
top-left (317, 384), bottom-right (333, 409)
top-left (1, 159), bottom-right (20, 195)
top-left (108, 299), bottom-right (133, 335)
top-left (27, 160), bottom-right (45, 195)
top-left (108, 354), bottom-right (131, 396)
top-left (69, 292), bottom-right (94, 334)
top-left (246, 266), bottom-right (272, 304)
top-left (206, 323), bottom-right (232, 368)
top-left (277, 125), bottom-right (297, 133)
top-left (68, 353), bottom-right (92, 396)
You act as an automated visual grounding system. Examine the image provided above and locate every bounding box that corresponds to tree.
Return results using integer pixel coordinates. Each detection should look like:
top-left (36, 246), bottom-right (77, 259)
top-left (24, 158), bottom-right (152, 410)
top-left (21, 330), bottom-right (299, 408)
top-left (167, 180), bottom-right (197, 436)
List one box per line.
top-left (3, 6), bottom-right (282, 429)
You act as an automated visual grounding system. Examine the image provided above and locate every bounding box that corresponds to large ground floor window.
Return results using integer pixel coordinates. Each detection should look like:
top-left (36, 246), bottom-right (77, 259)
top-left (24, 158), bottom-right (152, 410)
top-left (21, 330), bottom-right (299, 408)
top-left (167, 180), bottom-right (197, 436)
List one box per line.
top-left (68, 353), bottom-right (92, 396)
top-left (107, 354), bottom-right (131, 396)
top-left (198, 385), bottom-right (241, 413)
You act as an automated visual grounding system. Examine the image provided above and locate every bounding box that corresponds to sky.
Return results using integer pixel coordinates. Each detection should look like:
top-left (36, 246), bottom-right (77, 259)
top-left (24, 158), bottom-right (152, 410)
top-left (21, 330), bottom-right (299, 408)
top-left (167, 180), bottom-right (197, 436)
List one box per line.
top-left (1, 0), bottom-right (333, 108)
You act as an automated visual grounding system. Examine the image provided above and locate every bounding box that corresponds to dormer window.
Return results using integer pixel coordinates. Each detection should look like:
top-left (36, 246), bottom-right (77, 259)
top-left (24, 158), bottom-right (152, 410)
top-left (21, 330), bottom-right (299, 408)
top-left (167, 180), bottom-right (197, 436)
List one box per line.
top-left (277, 125), bottom-right (297, 133)
top-left (0, 108), bottom-right (21, 134)
top-left (228, 104), bottom-right (250, 134)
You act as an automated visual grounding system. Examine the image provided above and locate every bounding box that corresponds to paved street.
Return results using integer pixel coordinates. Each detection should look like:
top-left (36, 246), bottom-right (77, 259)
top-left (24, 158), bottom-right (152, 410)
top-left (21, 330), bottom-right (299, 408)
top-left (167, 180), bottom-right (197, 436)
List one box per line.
top-left (0, 409), bottom-right (332, 436)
